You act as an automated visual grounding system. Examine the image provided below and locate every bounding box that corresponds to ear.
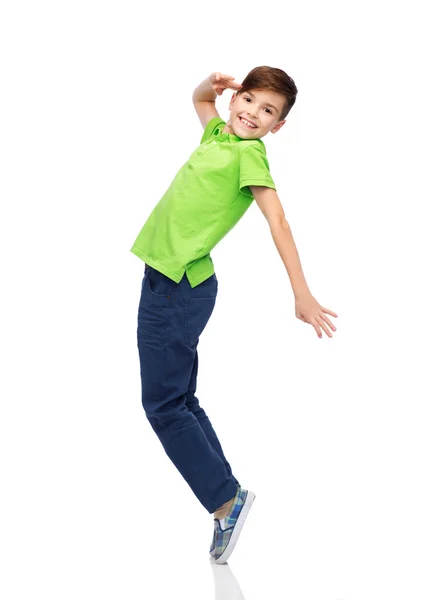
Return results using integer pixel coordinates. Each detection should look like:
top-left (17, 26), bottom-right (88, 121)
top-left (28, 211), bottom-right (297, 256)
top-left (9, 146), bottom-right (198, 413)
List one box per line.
top-left (228, 92), bottom-right (237, 111)
top-left (270, 120), bottom-right (286, 134)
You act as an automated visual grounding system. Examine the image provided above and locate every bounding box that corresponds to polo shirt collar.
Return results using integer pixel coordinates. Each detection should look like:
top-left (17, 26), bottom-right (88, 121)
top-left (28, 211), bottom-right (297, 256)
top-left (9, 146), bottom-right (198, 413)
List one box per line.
top-left (212, 121), bottom-right (266, 150)
top-left (213, 124), bottom-right (242, 143)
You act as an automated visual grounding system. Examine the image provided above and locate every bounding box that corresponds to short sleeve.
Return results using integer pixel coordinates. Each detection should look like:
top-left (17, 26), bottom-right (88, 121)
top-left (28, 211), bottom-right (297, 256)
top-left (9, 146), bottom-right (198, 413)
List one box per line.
top-left (239, 143), bottom-right (276, 197)
top-left (200, 116), bottom-right (225, 144)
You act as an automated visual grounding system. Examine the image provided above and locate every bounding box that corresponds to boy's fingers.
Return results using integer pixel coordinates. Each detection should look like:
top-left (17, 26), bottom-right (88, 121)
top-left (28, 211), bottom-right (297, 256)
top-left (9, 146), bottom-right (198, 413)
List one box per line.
top-left (320, 314), bottom-right (336, 331)
top-left (216, 75), bottom-right (238, 84)
top-left (214, 82), bottom-right (240, 94)
top-left (314, 323), bottom-right (323, 338)
top-left (215, 81), bottom-right (241, 91)
top-left (316, 317), bottom-right (332, 338)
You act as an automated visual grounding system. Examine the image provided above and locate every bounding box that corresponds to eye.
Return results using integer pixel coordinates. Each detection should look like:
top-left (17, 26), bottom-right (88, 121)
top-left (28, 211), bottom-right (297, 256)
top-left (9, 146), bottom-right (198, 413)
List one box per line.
top-left (265, 108), bottom-right (272, 114)
top-left (244, 97), bottom-right (251, 102)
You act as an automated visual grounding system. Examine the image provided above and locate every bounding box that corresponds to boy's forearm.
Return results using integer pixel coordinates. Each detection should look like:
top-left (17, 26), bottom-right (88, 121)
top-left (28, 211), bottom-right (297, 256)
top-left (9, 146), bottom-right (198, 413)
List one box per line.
top-left (192, 75), bottom-right (217, 103)
top-left (269, 219), bottom-right (311, 298)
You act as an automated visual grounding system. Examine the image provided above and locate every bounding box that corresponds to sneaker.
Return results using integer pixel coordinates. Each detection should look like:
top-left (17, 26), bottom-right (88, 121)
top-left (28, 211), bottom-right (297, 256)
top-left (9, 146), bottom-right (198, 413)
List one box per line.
top-left (209, 530), bottom-right (216, 555)
top-left (209, 484), bottom-right (241, 555)
top-left (210, 487), bottom-right (256, 564)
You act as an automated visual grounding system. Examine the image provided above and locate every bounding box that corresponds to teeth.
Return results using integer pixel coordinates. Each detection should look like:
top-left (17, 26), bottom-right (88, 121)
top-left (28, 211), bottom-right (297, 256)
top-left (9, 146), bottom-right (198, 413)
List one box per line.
top-left (240, 117), bottom-right (256, 128)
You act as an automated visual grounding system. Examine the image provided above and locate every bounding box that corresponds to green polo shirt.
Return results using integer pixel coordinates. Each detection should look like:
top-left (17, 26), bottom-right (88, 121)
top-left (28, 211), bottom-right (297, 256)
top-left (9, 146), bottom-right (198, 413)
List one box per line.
top-left (130, 116), bottom-right (276, 287)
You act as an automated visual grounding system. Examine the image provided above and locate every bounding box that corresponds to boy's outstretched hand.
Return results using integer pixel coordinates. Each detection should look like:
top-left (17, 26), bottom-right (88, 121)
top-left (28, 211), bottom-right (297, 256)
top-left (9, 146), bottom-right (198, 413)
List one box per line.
top-left (209, 72), bottom-right (242, 95)
top-left (295, 293), bottom-right (338, 339)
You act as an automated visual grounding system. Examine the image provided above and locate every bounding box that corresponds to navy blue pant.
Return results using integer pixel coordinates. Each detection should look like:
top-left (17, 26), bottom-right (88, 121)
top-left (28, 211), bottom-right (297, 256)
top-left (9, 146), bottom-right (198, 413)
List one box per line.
top-left (137, 264), bottom-right (239, 513)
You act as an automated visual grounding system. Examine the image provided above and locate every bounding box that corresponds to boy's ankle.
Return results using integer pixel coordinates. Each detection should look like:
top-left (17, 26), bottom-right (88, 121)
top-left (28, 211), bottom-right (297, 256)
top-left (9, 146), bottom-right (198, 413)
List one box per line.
top-left (214, 496), bottom-right (235, 520)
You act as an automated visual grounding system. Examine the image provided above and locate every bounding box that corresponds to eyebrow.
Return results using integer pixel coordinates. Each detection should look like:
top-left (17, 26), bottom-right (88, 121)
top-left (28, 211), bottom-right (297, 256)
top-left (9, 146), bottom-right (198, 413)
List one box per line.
top-left (246, 91), bottom-right (279, 113)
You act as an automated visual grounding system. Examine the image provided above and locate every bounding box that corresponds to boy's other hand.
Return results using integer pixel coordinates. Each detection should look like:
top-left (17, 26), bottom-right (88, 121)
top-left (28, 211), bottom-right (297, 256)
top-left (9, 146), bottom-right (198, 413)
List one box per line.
top-left (295, 293), bottom-right (338, 339)
top-left (209, 72), bottom-right (242, 96)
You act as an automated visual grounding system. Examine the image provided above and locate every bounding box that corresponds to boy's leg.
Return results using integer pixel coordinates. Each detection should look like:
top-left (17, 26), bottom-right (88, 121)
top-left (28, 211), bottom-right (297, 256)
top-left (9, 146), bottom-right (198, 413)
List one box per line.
top-left (185, 345), bottom-right (240, 490)
top-left (137, 266), bottom-right (238, 514)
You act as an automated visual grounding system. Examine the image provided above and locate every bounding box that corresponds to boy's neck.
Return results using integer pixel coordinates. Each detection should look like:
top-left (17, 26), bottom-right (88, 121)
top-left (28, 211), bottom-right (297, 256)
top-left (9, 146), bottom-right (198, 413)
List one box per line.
top-left (222, 122), bottom-right (234, 135)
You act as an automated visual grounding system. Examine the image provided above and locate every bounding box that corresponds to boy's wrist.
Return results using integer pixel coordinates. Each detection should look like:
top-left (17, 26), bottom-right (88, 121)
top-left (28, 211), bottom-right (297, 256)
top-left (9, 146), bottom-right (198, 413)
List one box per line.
top-left (192, 75), bottom-right (217, 103)
top-left (293, 286), bottom-right (312, 300)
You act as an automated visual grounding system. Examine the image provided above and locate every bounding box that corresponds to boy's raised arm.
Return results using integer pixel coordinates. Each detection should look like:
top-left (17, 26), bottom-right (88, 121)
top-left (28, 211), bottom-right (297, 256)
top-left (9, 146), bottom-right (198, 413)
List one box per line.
top-left (192, 72), bottom-right (242, 129)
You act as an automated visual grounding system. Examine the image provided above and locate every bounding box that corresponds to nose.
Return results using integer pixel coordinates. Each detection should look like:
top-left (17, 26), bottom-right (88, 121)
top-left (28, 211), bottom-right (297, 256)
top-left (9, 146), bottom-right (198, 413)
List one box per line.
top-left (246, 107), bottom-right (258, 119)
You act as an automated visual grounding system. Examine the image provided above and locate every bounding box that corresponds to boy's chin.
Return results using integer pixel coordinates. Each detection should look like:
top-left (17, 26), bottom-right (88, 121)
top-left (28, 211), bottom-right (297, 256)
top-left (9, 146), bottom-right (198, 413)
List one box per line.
top-left (234, 122), bottom-right (258, 139)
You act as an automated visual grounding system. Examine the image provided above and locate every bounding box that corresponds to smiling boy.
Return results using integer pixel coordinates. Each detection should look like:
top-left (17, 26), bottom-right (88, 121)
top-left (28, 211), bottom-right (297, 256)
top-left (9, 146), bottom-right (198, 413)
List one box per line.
top-left (131, 66), bottom-right (338, 564)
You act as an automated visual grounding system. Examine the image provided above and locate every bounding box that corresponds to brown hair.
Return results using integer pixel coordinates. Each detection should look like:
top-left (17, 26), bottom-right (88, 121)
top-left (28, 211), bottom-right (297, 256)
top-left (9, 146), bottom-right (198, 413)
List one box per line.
top-left (237, 66), bottom-right (298, 121)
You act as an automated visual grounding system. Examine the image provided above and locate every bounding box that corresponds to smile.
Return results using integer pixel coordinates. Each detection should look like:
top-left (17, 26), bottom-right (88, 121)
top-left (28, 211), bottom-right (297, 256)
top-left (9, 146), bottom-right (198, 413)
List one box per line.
top-left (238, 116), bottom-right (257, 129)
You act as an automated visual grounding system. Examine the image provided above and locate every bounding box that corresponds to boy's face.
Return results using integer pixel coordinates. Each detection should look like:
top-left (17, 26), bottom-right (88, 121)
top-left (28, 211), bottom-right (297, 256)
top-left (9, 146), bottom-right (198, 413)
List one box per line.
top-left (226, 88), bottom-right (287, 139)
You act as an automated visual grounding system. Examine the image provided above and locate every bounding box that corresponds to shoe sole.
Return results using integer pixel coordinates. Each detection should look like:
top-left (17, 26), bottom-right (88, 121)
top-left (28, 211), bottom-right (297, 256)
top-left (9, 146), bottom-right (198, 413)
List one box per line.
top-left (214, 490), bottom-right (256, 564)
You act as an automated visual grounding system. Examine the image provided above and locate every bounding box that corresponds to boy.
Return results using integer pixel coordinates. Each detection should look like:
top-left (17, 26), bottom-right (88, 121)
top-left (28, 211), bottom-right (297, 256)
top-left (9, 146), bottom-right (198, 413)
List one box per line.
top-left (131, 67), bottom-right (338, 564)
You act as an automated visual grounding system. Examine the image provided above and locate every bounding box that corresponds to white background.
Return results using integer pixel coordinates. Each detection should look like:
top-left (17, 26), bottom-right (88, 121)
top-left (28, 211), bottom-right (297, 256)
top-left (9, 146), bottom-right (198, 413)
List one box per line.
top-left (1, 1), bottom-right (437, 598)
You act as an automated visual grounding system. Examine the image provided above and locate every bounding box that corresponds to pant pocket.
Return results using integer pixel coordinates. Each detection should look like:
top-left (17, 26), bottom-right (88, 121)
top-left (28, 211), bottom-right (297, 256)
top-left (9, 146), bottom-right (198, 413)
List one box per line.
top-left (137, 302), bottom-right (169, 345)
top-left (144, 268), bottom-right (175, 307)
